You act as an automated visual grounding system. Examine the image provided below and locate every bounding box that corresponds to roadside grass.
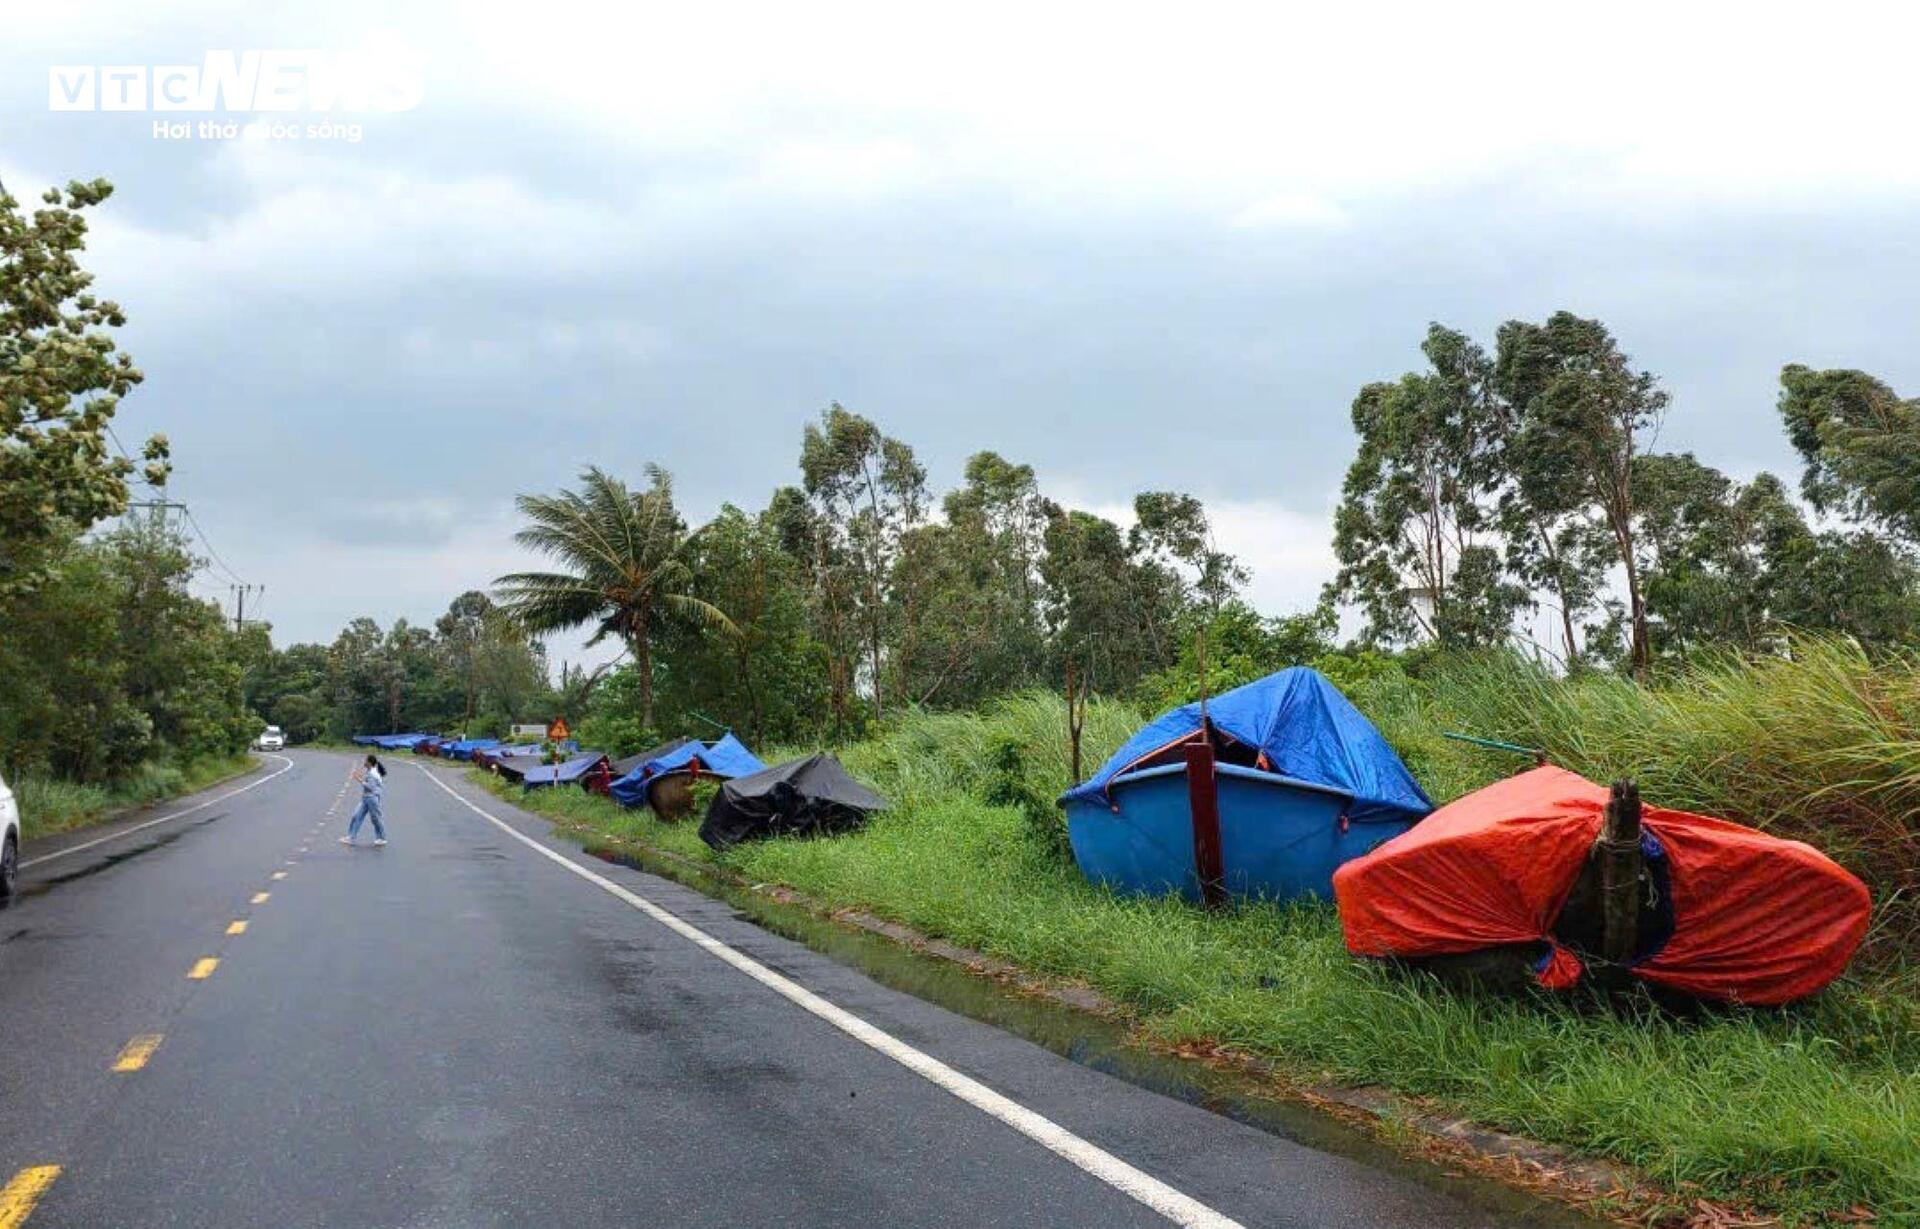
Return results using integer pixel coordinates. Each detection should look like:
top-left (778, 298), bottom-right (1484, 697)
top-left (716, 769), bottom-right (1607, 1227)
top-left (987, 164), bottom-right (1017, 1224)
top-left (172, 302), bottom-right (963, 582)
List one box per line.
top-left (478, 664), bottom-right (1920, 1222)
top-left (14, 752), bottom-right (257, 839)
top-left (1403, 639), bottom-right (1920, 953)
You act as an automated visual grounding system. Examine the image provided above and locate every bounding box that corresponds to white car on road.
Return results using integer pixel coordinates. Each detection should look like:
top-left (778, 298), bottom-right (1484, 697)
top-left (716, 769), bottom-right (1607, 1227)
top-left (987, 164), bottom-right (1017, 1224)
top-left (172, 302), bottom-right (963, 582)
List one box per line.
top-left (1, 771), bottom-right (19, 903)
top-left (255, 726), bottom-right (286, 752)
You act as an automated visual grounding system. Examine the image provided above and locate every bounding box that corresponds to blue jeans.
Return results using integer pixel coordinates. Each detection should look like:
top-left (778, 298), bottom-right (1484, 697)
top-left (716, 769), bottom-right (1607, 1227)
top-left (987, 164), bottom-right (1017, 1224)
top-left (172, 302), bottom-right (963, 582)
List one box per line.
top-left (347, 797), bottom-right (386, 840)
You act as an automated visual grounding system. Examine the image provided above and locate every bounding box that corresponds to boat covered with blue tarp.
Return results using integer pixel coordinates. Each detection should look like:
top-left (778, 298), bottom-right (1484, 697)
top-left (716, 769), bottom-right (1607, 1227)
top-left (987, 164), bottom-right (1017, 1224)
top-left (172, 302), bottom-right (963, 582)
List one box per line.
top-left (443, 737), bottom-right (500, 761)
top-left (608, 733), bottom-right (768, 808)
top-left (521, 751), bottom-right (612, 788)
top-left (355, 733), bottom-right (436, 750)
top-left (1059, 667), bottom-right (1432, 905)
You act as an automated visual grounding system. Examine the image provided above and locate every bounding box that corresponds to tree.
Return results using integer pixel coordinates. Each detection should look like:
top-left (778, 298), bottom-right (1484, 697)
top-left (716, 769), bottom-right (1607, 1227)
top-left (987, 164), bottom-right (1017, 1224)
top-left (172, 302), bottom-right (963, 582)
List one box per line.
top-left (470, 615), bottom-right (549, 729)
top-left (435, 590), bottom-right (495, 728)
top-left (1135, 599), bottom-right (1337, 714)
top-left (799, 404), bottom-right (926, 722)
top-left (1769, 530), bottom-right (1920, 645)
top-left (1496, 313), bottom-right (1668, 678)
top-left (495, 465), bottom-right (733, 731)
top-left (0, 518), bottom-right (250, 781)
top-left (1491, 342), bottom-right (1613, 667)
top-left (1, 178), bottom-right (167, 596)
top-left (651, 503), bottom-right (828, 745)
top-left (1632, 456), bottom-right (1801, 656)
top-left (1332, 325), bottom-right (1521, 648)
top-left (1130, 490), bottom-right (1247, 613)
top-left (552, 661), bottom-right (611, 723)
top-left (1040, 507), bottom-right (1182, 699)
top-left (768, 483), bottom-right (863, 737)
top-left (894, 452), bottom-right (1050, 707)
top-left (1778, 365), bottom-right (1920, 545)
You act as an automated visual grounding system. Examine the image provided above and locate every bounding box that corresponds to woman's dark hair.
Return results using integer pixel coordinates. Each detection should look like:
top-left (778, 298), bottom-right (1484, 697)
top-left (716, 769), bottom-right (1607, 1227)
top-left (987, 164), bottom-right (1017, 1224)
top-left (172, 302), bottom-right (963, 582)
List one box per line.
top-left (366, 755), bottom-right (386, 775)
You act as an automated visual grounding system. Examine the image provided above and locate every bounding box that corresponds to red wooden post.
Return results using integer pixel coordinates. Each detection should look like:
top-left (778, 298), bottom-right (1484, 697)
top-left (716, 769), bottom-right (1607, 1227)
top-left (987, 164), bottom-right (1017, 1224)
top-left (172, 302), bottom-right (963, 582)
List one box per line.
top-left (1185, 738), bottom-right (1228, 909)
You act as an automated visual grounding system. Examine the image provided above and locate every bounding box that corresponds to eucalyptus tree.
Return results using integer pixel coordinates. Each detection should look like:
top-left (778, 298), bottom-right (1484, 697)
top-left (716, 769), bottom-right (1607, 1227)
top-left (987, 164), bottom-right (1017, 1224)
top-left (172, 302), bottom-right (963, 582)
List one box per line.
top-left (1332, 324), bottom-right (1522, 648)
top-left (1491, 333), bottom-right (1612, 666)
top-left (1778, 364), bottom-right (1920, 546)
top-left (1495, 313), bottom-right (1668, 678)
top-left (654, 502), bottom-right (827, 745)
top-left (912, 452), bottom-right (1052, 703)
top-left (435, 590), bottom-right (494, 728)
top-left (1129, 490), bottom-right (1247, 614)
top-left (495, 465), bottom-right (734, 731)
top-left (799, 404), bottom-right (926, 722)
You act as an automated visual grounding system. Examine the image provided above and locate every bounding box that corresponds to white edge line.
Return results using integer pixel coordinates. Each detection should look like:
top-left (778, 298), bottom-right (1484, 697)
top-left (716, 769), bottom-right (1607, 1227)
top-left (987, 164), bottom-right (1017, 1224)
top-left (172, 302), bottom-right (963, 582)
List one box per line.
top-left (21, 754), bottom-right (296, 870)
top-left (410, 762), bottom-right (1242, 1229)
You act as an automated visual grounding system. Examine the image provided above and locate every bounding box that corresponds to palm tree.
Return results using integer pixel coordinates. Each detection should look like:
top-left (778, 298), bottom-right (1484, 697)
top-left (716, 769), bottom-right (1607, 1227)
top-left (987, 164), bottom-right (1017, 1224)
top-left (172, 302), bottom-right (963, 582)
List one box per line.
top-left (495, 465), bottom-right (735, 730)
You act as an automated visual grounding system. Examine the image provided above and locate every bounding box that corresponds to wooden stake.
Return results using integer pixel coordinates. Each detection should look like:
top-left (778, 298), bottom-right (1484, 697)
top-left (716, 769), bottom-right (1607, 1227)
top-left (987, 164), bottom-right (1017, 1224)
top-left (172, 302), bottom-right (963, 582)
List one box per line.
top-left (1599, 779), bottom-right (1643, 966)
top-left (1185, 737), bottom-right (1228, 909)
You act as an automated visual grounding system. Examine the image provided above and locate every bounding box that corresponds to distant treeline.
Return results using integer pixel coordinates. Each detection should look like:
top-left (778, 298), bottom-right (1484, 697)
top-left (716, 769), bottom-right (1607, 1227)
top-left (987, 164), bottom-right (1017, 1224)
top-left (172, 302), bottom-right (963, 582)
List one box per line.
top-left (10, 177), bottom-right (1918, 782)
top-left (246, 323), bottom-right (1920, 757)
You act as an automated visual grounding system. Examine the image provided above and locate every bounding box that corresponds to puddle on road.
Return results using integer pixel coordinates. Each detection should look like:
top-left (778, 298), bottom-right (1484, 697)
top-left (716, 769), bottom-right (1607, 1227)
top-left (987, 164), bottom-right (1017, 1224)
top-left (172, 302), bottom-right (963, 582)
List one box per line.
top-left (584, 840), bottom-right (1612, 1228)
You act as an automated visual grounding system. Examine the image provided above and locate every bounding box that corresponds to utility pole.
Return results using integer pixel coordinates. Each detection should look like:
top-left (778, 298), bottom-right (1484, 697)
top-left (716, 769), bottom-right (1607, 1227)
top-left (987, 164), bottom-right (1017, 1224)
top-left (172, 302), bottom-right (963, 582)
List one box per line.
top-left (230, 583), bottom-right (263, 633)
top-left (126, 499), bottom-right (187, 529)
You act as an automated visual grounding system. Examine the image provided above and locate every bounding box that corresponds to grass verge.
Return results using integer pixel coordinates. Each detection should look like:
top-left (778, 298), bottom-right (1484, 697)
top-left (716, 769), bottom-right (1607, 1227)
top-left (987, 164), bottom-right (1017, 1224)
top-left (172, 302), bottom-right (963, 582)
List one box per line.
top-left (471, 680), bottom-right (1918, 1224)
top-left (13, 752), bottom-right (258, 840)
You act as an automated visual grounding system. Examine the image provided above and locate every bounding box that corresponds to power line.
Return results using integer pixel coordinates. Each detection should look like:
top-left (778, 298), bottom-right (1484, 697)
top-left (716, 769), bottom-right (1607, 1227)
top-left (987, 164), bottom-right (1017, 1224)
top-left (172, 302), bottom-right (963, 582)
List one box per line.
top-left (182, 505), bottom-right (247, 586)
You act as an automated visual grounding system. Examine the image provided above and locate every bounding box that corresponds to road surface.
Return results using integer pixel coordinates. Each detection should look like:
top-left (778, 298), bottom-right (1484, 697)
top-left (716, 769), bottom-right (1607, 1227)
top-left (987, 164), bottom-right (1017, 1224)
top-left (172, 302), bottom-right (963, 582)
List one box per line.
top-left (0, 750), bottom-right (1586, 1227)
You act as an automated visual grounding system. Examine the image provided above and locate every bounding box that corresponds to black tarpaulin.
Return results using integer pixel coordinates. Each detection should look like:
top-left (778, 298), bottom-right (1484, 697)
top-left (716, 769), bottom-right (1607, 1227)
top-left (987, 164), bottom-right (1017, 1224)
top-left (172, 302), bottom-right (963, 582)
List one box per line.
top-left (700, 753), bottom-right (888, 851)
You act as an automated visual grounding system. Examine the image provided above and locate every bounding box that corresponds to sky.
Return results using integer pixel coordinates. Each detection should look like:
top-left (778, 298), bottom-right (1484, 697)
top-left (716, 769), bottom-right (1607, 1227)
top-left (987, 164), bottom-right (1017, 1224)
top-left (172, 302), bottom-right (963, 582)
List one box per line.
top-left (8, 2), bottom-right (1920, 665)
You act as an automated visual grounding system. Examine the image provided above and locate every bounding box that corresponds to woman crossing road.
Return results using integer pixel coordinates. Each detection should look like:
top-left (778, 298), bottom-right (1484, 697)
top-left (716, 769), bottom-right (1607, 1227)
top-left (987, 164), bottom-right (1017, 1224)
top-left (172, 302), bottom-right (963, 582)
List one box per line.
top-left (341, 754), bottom-right (389, 847)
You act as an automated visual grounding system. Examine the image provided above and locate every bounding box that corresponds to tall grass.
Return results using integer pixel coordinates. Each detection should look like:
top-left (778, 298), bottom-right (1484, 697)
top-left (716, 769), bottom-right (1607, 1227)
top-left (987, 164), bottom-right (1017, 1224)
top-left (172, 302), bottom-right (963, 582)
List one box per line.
top-left (1410, 640), bottom-right (1919, 955)
top-left (13, 753), bottom-right (255, 838)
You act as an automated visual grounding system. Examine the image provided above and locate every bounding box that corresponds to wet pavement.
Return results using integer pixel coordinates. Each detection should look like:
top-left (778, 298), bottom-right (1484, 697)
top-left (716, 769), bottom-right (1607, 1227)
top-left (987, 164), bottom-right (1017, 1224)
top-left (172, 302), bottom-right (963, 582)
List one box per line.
top-left (0, 749), bottom-right (1609, 1227)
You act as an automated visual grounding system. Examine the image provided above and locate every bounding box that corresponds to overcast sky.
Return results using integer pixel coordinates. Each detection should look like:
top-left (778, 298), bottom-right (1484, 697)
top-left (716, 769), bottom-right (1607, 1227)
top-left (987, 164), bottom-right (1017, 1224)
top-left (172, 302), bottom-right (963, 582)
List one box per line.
top-left (9, 2), bottom-right (1920, 664)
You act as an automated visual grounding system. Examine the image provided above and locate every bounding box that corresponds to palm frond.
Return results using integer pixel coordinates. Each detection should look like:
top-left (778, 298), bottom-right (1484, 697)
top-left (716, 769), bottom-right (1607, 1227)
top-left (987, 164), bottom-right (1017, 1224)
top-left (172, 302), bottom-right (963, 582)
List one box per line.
top-left (662, 591), bottom-right (741, 637)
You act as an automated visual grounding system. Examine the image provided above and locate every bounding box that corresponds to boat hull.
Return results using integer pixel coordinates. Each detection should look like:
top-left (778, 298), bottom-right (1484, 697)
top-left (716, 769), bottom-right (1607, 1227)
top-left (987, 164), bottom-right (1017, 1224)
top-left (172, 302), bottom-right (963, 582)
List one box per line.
top-left (1064, 762), bottom-right (1414, 903)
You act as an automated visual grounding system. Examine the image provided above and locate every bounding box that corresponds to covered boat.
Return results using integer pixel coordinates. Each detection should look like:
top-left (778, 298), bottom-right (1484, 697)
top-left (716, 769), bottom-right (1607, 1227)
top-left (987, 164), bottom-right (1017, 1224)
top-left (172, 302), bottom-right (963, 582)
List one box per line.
top-left (700, 754), bottom-right (887, 851)
top-left (1059, 668), bottom-right (1431, 905)
top-left (607, 733), bottom-right (768, 811)
top-left (478, 743), bottom-right (558, 782)
top-left (1332, 765), bottom-right (1872, 1005)
top-left (610, 737), bottom-right (696, 779)
top-left (354, 733), bottom-right (436, 751)
top-left (442, 737), bottom-right (500, 762)
top-left (521, 751), bottom-right (612, 789)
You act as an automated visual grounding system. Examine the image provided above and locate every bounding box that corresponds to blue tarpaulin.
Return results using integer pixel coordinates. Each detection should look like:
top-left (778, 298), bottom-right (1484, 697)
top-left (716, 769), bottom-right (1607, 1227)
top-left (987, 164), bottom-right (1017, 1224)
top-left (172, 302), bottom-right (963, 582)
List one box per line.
top-left (1060, 667), bottom-right (1433, 825)
top-left (356, 733), bottom-right (434, 750)
top-left (444, 738), bottom-right (500, 761)
top-left (608, 733), bottom-right (768, 808)
top-left (521, 752), bottom-right (610, 788)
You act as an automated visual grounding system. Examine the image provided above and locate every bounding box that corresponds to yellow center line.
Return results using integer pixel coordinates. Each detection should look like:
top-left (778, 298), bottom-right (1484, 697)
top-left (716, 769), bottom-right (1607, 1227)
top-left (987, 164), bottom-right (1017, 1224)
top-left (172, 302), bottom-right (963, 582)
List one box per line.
top-left (111, 1034), bottom-right (164, 1073)
top-left (188, 957), bottom-right (219, 980)
top-left (0, 1165), bottom-right (61, 1228)
top-left (251, 891), bottom-right (270, 904)
top-left (226, 920), bottom-right (248, 935)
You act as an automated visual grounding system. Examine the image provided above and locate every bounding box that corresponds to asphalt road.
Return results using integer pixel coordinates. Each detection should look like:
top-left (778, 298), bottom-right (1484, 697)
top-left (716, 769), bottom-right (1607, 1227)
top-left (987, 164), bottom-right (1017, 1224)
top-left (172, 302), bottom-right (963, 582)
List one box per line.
top-left (0, 750), bottom-right (1584, 1228)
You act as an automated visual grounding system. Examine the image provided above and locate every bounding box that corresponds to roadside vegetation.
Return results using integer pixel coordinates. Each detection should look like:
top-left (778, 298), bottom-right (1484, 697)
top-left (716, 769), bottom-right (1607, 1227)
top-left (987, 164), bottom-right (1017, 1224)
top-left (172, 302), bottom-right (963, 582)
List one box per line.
top-left (487, 664), bottom-right (1918, 1224)
top-left (14, 752), bottom-right (255, 838)
top-left (2, 179), bottom-right (258, 817)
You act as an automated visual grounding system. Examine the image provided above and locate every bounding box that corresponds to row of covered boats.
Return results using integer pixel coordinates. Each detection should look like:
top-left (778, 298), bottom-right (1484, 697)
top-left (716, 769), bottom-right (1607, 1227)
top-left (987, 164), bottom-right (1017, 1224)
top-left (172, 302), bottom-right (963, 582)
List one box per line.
top-left (1058, 667), bottom-right (1872, 1006)
top-left (352, 729), bottom-right (887, 851)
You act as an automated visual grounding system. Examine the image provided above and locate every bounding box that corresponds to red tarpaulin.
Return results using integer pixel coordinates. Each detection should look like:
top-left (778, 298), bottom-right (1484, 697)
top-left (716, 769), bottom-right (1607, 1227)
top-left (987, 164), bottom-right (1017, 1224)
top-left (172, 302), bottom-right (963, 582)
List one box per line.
top-left (1332, 765), bottom-right (1871, 1004)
